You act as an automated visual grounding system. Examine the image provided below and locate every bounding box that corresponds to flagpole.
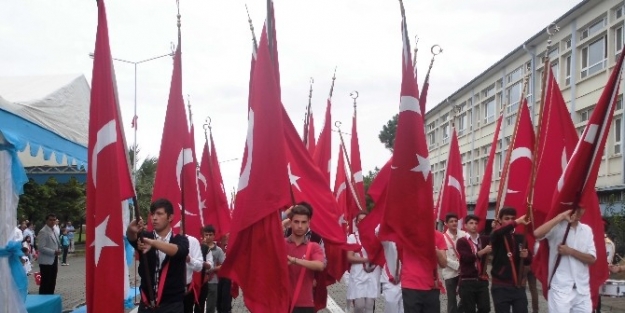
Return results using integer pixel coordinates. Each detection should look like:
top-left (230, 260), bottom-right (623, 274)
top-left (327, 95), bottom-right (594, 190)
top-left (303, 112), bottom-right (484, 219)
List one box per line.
top-left (412, 35), bottom-right (419, 74)
top-left (526, 23), bottom-right (559, 234)
top-left (303, 77), bottom-right (314, 144)
top-left (175, 0), bottom-right (186, 236)
top-left (494, 72), bottom-right (531, 220)
top-left (335, 120), bottom-right (365, 213)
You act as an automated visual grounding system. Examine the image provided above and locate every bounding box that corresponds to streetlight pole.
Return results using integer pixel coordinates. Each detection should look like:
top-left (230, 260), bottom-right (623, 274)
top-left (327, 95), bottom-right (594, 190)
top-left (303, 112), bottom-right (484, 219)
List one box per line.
top-left (89, 51), bottom-right (173, 188)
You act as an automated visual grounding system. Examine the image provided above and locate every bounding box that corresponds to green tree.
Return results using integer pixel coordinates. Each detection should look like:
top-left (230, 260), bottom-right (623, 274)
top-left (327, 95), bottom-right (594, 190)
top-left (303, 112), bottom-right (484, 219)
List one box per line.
top-left (379, 114), bottom-right (398, 152)
top-left (605, 194), bottom-right (625, 258)
top-left (17, 177), bottom-right (86, 227)
top-left (129, 145), bottom-right (158, 218)
top-left (363, 167), bottom-right (381, 211)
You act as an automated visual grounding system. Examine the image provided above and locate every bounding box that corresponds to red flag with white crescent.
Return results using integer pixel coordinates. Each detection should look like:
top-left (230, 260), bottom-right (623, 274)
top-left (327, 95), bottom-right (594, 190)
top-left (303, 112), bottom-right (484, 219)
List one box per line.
top-left (87, 0), bottom-right (135, 310)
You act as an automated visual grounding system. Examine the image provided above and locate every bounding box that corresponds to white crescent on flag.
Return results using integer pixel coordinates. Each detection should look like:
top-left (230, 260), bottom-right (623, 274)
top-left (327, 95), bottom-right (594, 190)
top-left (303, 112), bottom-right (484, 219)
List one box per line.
top-left (447, 176), bottom-right (462, 193)
top-left (91, 120), bottom-right (117, 187)
top-left (238, 108), bottom-right (255, 191)
top-left (176, 148), bottom-right (194, 190)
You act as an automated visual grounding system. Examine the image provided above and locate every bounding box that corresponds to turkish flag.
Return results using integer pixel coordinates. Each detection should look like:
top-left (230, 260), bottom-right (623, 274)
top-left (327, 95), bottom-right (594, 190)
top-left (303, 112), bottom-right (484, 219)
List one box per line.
top-left (86, 0), bottom-right (135, 311)
top-left (353, 160), bottom-right (392, 267)
top-left (199, 130), bottom-right (232, 240)
top-left (219, 23), bottom-right (291, 313)
top-left (333, 145), bottom-right (349, 231)
top-left (378, 1), bottom-right (436, 271)
top-left (501, 99), bottom-right (535, 234)
top-left (348, 113), bottom-right (366, 223)
top-left (150, 28), bottom-right (202, 237)
top-left (312, 97), bottom-right (332, 186)
top-left (533, 56), bottom-right (620, 307)
top-left (475, 114), bottom-right (503, 232)
top-left (437, 129), bottom-right (467, 221)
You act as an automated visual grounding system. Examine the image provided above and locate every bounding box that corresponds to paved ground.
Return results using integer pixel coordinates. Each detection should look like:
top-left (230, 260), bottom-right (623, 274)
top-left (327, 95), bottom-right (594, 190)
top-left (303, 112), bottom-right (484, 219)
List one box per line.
top-left (27, 252), bottom-right (625, 312)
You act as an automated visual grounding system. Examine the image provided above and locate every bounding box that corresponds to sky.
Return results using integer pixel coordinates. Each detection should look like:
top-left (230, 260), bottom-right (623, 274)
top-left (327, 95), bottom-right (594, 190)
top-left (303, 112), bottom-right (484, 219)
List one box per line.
top-left (0, 0), bottom-right (583, 198)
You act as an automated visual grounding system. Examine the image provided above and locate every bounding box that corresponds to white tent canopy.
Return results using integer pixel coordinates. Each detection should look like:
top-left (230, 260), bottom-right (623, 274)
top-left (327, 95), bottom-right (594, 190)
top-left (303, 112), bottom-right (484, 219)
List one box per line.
top-left (0, 74), bottom-right (89, 166)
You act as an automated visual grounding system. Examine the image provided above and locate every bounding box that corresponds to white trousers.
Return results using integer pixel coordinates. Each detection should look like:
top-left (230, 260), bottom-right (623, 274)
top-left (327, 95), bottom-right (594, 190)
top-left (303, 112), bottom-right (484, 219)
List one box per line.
top-left (548, 288), bottom-right (591, 313)
top-left (382, 282), bottom-right (403, 313)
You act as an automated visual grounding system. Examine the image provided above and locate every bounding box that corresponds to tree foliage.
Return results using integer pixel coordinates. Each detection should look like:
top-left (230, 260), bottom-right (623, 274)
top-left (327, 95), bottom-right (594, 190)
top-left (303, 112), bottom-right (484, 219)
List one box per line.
top-left (604, 194), bottom-right (625, 259)
top-left (379, 114), bottom-right (398, 152)
top-left (17, 177), bottom-right (86, 228)
top-left (363, 167), bottom-right (381, 212)
top-left (130, 145), bottom-right (158, 218)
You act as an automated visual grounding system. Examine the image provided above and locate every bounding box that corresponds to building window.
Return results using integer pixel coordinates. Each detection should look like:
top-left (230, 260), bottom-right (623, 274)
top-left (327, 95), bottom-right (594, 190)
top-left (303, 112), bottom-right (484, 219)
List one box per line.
top-left (548, 48), bottom-right (559, 61)
top-left (468, 110), bottom-right (473, 129)
top-left (483, 84), bottom-right (495, 98)
top-left (616, 6), bottom-right (624, 19)
top-left (507, 82), bottom-right (522, 114)
top-left (565, 37), bottom-right (572, 50)
top-left (428, 131), bottom-right (436, 146)
top-left (581, 36), bottom-right (607, 78)
top-left (506, 113), bottom-right (517, 126)
top-left (484, 98), bottom-right (496, 124)
top-left (507, 66), bottom-right (522, 83)
top-left (441, 113), bottom-right (449, 122)
top-left (442, 123), bottom-right (450, 144)
top-left (617, 95), bottom-right (623, 111)
top-left (616, 26), bottom-right (623, 56)
top-left (580, 18), bottom-right (606, 41)
top-left (579, 107), bottom-right (594, 122)
top-left (458, 113), bottom-right (467, 135)
top-left (551, 60), bottom-right (560, 81)
top-left (615, 116), bottom-right (622, 154)
top-left (565, 55), bottom-right (572, 86)
top-left (427, 121), bottom-right (436, 131)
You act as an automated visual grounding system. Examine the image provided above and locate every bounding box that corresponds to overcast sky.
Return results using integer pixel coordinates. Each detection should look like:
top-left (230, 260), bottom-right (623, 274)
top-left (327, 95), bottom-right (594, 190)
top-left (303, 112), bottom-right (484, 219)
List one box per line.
top-left (1, 0), bottom-right (583, 197)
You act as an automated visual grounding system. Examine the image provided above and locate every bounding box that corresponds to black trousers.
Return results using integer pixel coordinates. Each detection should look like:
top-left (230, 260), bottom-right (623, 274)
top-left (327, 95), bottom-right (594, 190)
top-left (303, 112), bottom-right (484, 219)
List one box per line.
top-left (217, 278), bottom-right (233, 313)
top-left (458, 279), bottom-right (490, 313)
top-left (445, 276), bottom-right (460, 313)
top-left (38, 256), bottom-right (58, 295)
top-left (195, 283), bottom-right (209, 313)
top-left (138, 301), bottom-right (183, 313)
top-left (292, 307), bottom-right (314, 313)
top-left (402, 288), bottom-right (440, 313)
top-left (183, 289), bottom-right (195, 313)
top-left (491, 285), bottom-right (528, 313)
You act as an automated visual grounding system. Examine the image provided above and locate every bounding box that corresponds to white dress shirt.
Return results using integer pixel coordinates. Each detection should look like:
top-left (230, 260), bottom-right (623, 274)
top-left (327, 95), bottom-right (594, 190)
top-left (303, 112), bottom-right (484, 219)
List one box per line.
top-left (13, 226), bottom-right (23, 242)
top-left (185, 235), bottom-right (206, 284)
top-left (442, 229), bottom-right (466, 280)
top-left (154, 229), bottom-right (172, 267)
top-left (544, 220), bottom-right (596, 295)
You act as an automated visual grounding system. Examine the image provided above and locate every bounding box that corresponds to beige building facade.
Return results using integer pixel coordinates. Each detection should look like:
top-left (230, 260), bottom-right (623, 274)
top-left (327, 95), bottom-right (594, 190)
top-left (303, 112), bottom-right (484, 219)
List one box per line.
top-left (426, 0), bottom-right (625, 217)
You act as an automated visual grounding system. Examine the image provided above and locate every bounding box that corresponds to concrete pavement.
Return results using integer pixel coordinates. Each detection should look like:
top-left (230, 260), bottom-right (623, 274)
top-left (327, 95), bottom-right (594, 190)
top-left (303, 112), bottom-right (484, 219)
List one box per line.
top-left (26, 253), bottom-right (625, 312)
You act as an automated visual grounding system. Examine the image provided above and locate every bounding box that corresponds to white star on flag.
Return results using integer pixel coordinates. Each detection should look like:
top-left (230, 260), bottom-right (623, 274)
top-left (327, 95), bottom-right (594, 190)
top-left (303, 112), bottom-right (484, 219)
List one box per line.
top-left (288, 163), bottom-right (301, 191)
top-left (411, 154), bottom-right (431, 180)
top-left (91, 215), bottom-right (118, 267)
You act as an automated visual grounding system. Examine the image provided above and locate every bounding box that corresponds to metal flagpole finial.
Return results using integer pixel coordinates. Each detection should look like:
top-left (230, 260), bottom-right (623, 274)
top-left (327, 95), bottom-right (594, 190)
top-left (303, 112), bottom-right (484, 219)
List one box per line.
top-left (176, 0), bottom-right (181, 29)
top-left (203, 116), bottom-right (212, 131)
top-left (334, 120), bottom-right (343, 130)
top-left (350, 90), bottom-right (359, 113)
top-left (245, 4), bottom-right (258, 48)
top-left (308, 77), bottom-right (314, 101)
top-left (329, 67), bottom-right (338, 98)
top-left (545, 23), bottom-right (560, 60)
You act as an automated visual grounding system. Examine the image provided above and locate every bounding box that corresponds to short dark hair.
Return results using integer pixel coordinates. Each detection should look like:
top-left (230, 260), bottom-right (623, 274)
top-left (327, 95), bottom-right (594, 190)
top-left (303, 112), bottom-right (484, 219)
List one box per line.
top-left (21, 247), bottom-right (28, 254)
top-left (26, 222), bottom-right (31, 227)
top-left (498, 207), bottom-right (517, 219)
top-left (296, 201), bottom-right (313, 218)
top-left (465, 214), bottom-right (480, 223)
top-left (289, 205), bottom-right (312, 219)
top-left (202, 225), bottom-right (216, 234)
top-left (45, 213), bottom-right (56, 220)
top-left (150, 198), bottom-right (174, 216)
top-left (445, 213), bottom-right (459, 223)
